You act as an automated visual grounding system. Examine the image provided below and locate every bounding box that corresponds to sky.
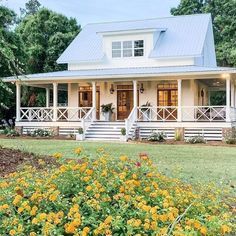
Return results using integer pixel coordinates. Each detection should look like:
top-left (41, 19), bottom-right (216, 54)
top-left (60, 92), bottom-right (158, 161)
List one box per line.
top-left (1, 0), bottom-right (180, 26)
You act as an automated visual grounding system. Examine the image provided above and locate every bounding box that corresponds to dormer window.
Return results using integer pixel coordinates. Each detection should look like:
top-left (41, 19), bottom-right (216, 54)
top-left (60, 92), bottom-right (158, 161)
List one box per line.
top-left (112, 40), bottom-right (144, 58)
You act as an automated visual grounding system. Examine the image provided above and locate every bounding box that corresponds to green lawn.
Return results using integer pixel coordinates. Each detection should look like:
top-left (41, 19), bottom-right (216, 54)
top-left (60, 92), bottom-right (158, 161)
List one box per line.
top-left (0, 138), bottom-right (236, 190)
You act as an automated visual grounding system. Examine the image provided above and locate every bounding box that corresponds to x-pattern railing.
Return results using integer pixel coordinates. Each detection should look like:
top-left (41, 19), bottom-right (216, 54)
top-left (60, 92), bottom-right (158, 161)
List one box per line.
top-left (57, 107), bottom-right (91, 121)
top-left (20, 107), bottom-right (53, 121)
top-left (182, 106), bottom-right (226, 122)
top-left (137, 106), bottom-right (178, 121)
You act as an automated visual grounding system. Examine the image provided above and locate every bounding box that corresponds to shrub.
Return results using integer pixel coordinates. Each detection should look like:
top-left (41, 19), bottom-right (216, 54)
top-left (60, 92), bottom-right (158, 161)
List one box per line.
top-left (225, 136), bottom-right (236, 144)
top-left (77, 127), bottom-right (83, 135)
top-left (101, 103), bottom-right (114, 113)
top-left (30, 128), bottom-right (53, 137)
top-left (3, 127), bottom-right (20, 137)
top-left (186, 135), bottom-right (206, 144)
top-left (121, 128), bottom-right (126, 136)
top-left (0, 149), bottom-right (234, 235)
top-left (147, 131), bottom-right (166, 142)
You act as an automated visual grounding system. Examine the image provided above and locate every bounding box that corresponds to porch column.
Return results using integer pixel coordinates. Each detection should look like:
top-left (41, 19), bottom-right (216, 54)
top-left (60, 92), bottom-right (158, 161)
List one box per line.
top-left (177, 79), bottom-right (182, 122)
top-left (16, 82), bottom-right (21, 122)
top-left (231, 79), bottom-right (235, 108)
top-left (53, 82), bottom-right (58, 121)
top-left (226, 76), bottom-right (231, 122)
top-left (46, 88), bottom-right (50, 107)
top-left (133, 80), bottom-right (138, 108)
top-left (92, 81), bottom-right (96, 120)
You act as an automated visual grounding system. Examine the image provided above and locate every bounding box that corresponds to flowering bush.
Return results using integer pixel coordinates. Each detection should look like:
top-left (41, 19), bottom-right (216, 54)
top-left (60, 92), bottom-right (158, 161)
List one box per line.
top-left (0, 148), bottom-right (235, 235)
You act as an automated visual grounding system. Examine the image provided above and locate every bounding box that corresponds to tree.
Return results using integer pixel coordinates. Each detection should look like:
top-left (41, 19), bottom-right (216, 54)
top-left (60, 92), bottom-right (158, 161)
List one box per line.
top-left (16, 8), bottom-right (81, 74)
top-left (171, 0), bottom-right (236, 67)
top-left (0, 6), bottom-right (25, 120)
top-left (20, 0), bottom-right (41, 16)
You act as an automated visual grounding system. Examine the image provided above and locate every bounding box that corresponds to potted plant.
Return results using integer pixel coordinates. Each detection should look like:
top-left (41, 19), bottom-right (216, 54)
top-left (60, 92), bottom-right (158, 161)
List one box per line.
top-left (101, 103), bottom-right (114, 121)
top-left (140, 101), bottom-right (152, 121)
top-left (120, 128), bottom-right (127, 142)
top-left (76, 127), bottom-right (84, 141)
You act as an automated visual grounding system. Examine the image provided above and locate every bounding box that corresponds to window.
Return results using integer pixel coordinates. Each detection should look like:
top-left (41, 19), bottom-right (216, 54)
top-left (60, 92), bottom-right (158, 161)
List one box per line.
top-left (112, 41), bottom-right (121, 58)
top-left (112, 40), bottom-right (144, 58)
top-left (134, 40), bottom-right (144, 57)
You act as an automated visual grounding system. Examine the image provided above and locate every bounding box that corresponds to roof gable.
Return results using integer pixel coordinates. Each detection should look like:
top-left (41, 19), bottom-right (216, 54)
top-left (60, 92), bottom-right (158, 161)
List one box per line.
top-left (57, 14), bottom-right (211, 64)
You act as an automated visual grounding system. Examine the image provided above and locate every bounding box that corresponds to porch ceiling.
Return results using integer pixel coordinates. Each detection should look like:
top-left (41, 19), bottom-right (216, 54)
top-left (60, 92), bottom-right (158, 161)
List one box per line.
top-left (3, 66), bottom-right (236, 83)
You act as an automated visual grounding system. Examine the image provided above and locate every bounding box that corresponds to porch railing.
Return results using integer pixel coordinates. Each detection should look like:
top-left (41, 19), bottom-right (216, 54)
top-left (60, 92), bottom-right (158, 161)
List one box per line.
top-left (20, 107), bottom-right (92, 122)
top-left (137, 106), bottom-right (178, 122)
top-left (181, 106), bottom-right (226, 122)
top-left (57, 107), bottom-right (91, 121)
top-left (137, 106), bottom-right (227, 122)
top-left (20, 107), bottom-right (54, 121)
top-left (125, 107), bottom-right (137, 140)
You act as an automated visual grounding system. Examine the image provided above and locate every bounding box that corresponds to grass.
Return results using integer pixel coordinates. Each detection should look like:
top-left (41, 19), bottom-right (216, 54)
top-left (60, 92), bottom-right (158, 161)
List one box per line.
top-left (0, 138), bottom-right (236, 191)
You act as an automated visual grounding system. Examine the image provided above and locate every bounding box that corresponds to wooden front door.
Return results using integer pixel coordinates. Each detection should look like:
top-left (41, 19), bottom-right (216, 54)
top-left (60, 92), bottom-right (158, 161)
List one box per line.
top-left (79, 87), bottom-right (100, 119)
top-left (157, 84), bottom-right (178, 120)
top-left (117, 90), bottom-right (133, 120)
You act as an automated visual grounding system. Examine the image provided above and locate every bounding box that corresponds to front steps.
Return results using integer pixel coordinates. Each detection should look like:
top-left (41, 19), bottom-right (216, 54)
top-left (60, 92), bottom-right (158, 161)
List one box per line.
top-left (85, 121), bottom-right (125, 141)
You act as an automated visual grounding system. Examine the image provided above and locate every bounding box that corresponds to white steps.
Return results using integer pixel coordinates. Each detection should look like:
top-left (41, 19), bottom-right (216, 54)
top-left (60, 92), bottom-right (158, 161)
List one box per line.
top-left (85, 121), bottom-right (125, 140)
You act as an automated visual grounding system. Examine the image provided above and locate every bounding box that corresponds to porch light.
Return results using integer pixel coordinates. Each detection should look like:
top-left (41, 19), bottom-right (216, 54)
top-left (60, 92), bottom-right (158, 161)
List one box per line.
top-left (110, 84), bottom-right (115, 94)
top-left (140, 83), bottom-right (144, 93)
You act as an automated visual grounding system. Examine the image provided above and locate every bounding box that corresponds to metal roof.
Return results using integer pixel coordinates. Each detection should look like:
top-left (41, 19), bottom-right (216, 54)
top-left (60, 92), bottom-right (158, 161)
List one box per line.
top-left (57, 14), bottom-right (211, 64)
top-left (4, 66), bottom-right (236, 82)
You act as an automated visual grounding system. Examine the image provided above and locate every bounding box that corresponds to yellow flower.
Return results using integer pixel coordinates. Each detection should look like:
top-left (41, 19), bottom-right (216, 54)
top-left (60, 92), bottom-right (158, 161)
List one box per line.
top-left (119, 155), bottom-right (128, 161)
top-left (39, 213), bottom-right (47, 221)
top-left (9, 229), bottom-right (16, 236)
top-left (104, 215), bottom-right (112, 224)
top-left (221, 225), bottom-right (231, 234)
top-left (13, 195), bottom-right (22, 205)
top-left (30, 206), bottom-right (38, 216)
top-left (86, 185), bottom-right (92, 191)
top-left (200, 226), bottom-right (208, 235)
top-left (32, 218), bottom-right (38, 224)
top-left (74, 147), bottom-right (82, 155)
top-left (30, 232), bottom-right (37, 236)
top-left (53, 152), bottom-right (63, 159)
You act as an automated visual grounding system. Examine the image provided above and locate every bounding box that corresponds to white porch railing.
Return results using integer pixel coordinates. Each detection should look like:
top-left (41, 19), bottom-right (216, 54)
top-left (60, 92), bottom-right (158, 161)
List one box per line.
top-left (20, 107), bottom-right (54, 121)
top-left (81, 107), bottom-right (95, 133)
top-left (57, 107), bottom-right (91, 121)
top-left (20, 107), bottom-right (92, 122)
top-left (137, 106), bottom-right (178, 121)
top-left (125, 107), bottom-right (137, 139)
top-left (230, 107), bottom-right (236, 122)
top-left (181, 106), bottom-right (226, 122)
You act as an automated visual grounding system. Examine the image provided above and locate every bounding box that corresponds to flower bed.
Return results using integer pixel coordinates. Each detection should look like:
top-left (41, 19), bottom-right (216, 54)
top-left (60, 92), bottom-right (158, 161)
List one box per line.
top-left (0, 148), bottom-right (235, 235)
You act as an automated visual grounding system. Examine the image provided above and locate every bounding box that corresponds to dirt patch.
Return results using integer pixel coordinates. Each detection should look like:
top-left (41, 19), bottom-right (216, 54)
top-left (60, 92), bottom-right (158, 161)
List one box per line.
top-left (0, 146), bottom-right (57, 177)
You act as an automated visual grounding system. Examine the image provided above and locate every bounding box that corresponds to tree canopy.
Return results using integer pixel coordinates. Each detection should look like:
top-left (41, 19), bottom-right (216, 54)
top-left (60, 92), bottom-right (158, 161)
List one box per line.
top-left (171, 0), bottom-right (236, 67)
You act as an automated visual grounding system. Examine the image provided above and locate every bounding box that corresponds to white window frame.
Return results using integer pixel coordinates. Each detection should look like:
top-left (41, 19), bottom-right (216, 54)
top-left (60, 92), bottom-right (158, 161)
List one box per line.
top-left (111, 40), bottom-right (144, 58)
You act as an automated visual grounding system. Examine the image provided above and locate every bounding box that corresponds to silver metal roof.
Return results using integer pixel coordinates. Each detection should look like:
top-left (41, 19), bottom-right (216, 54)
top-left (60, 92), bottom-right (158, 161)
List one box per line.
top-left (57, 14), bottom-right (212, 63)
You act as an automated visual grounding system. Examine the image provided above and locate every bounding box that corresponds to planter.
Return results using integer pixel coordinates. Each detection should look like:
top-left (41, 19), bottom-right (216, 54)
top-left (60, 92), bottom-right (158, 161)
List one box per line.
top-left (76, 133), bottom-right (84, 141)
top-left (103, 111), bottom-right (112, 121)
top-left (142, 110), bottom-right (151, 121)
top-left (120, 135), bottom-right (127, 142)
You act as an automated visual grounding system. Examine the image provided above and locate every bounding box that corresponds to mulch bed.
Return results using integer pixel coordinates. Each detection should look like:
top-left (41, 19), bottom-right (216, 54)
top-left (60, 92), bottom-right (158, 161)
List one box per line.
top-left (0, 147), bottom-right (57, 177)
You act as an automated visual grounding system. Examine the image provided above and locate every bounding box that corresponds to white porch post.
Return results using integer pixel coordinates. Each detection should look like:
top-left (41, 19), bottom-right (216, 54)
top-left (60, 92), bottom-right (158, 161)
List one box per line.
top-left (16, 82), bottom-right (21, 122)
top-left (92, 81), bottom-right (96, 120)
top-left (231, 79), bottom-right (235, 108)
top-left (226, 76), bottom-right (231, 122)
top-left (53, 82), bottom-right (58, 121)
top-left (177, 79), bottom-right (182, 122)
top-left (133, 80), bottom-right (138, 119)
top-left (46, 88), bottom-right (50, 107)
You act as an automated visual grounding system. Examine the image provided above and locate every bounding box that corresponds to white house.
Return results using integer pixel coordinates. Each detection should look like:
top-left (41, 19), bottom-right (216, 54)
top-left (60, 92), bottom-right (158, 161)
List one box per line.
top-left (4, 14), bottom-right (236, 141)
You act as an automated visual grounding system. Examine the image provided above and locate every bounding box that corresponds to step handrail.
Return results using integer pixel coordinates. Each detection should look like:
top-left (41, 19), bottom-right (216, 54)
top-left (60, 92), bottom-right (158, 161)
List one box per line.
top-left (81, 107), bottom-right (95, 135)
top-left (125, 107), bottom-right (137, 140)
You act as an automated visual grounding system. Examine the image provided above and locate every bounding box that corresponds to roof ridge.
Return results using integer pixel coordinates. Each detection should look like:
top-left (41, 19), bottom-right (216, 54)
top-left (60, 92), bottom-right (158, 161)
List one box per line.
top-left (84, 13), bottom-right (211, 27)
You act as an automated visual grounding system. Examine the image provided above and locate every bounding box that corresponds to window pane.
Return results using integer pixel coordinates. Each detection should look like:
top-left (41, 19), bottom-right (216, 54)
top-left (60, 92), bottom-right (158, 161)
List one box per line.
top-left (123, 41), bottom-right (132, 49)
top-left (134, 40), bottom-right (144, 48)
top-left (134, 49), bottom-right (144, 57)
top-left (112, 50), bottom-right (121, 58)
top-left (112, 42), bottom-right (121, 49)
top-left (123, 49), bottom-right (132, 57)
